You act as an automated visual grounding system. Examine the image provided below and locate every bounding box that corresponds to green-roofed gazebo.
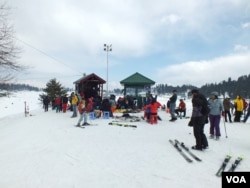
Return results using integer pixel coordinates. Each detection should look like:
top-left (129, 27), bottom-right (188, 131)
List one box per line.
top-left (120, 72), bottom-right (155, 97)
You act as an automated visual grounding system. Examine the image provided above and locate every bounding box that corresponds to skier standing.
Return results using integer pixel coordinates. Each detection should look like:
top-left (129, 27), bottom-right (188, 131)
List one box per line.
top-left (208, 91), bottom-right (224, 140)
top-left (188, 89), bottom-right (209, 150)
top-left (169, 90), bottom-right (177, 121)
top-left (76, 96), bottom-right (93, 126)
top-left (43, 96), bottom-right (50, 112)
top-left (70, 92), bottom-right (79, 118)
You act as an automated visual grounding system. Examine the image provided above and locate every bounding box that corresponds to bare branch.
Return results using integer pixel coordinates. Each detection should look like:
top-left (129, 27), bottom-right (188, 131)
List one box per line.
top-left (0, 2), bottom-right (24, 83)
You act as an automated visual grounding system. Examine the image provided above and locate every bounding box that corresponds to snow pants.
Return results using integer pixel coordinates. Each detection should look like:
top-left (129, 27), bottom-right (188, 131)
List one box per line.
top-left (209, 114), bottom-right (221, 136)
top-left (72, 104), bottom-right (77, 117)
top-left (169, 103), bottom-right (176, 119)
top-left (193, 116), bottom-right (208, 149)
top-left (62, 103), bottom-right (67, 113)
top-left (77, 112), bottom-right (87, 125)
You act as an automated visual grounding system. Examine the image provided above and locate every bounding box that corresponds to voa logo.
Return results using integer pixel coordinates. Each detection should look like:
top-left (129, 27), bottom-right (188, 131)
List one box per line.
top-left (226, 176), bottom-right (246, 184)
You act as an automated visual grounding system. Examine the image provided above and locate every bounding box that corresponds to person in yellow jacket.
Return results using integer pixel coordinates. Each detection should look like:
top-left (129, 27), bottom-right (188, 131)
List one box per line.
top-left (71, 92), bottom-right (79, 118)
top-left (234, 95), bottom-right (244, 122)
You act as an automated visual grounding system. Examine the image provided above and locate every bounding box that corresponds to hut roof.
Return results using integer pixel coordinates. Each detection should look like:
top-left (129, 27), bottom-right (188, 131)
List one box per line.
top-left (120, 72), bottom-right (155, 86)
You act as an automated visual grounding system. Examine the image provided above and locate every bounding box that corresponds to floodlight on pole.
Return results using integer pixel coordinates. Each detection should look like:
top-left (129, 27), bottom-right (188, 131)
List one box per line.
top-left (104, 44), bottom-right (112, 97)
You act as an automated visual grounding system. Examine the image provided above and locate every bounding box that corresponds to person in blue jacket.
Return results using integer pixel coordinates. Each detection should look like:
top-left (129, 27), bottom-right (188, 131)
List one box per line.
top-left (208, 91), bottom-right (224, 140)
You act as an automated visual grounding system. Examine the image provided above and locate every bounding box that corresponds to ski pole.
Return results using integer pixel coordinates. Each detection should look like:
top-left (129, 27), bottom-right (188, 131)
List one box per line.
top-left (222, 116), bottom-right (228, 138)
top-left (24, 101), bottom-right (27, 117)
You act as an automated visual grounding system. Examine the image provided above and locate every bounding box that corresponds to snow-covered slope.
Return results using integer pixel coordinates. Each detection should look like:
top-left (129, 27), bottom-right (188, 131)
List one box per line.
top-left (0, 91), bottom-right (249, 188)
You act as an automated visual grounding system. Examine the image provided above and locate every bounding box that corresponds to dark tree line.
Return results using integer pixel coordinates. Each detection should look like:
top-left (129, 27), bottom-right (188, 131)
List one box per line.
top-left (154, 74), bottom-right (250, 99)
top-left (153, 84), bottom-right (196, 95)
top-left (0, 83), bottom-right (40, 91)
top-left (199, 74), bottom-right (250, 98)
top-left (1, 74), bottom-right (250, 100)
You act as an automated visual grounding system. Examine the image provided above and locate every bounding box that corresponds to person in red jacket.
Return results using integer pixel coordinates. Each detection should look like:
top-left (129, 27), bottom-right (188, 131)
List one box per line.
top-left (143, 98), bottom-right (162, 124)
top-left (77, 96), bottom-right (94, 126)
top-left (54, 96), bottom-right (61, 113)
top-left (174, 99), bottom-right (186, 118)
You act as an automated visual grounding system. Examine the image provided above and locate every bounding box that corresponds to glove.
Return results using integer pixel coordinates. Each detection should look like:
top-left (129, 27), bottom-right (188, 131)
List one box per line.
top-left (166, 108), bottom-right (170, 113)
top-left (222, 111), bottom-right (225, 117)
top-left (204, 115), bottom-right (209, 124)
top-left (188, 121), bottom-right (193, 127)
top-left (188, 118), bottom-right (194, 127)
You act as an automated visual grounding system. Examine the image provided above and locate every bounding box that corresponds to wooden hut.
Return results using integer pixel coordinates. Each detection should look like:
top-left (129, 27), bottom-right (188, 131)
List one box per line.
top-left (73, 73), bottom-right (105, 99)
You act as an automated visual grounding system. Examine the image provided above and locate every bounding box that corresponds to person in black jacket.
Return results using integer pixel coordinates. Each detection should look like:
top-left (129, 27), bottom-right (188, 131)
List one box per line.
top-left (101, 98), bottom-right (113, 117)
top-left (43, 96), bottom-right (50, 112)
top-left (188, 89), bottom-right (208, 150)
top-left (243, 102), bottom-right (250, 123)
top-left (62, 94), bottom-right (69, 113)
top-left (169, 90), bottom-right (177, 121)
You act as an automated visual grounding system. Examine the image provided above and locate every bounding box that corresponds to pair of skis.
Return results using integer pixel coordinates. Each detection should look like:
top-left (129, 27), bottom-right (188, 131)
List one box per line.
top-left (216, 155), bottom-right (243, 177)
top-left (109, 122), bottom-right (137, 128)
top-left (169, 139), bottom-right (202, 163)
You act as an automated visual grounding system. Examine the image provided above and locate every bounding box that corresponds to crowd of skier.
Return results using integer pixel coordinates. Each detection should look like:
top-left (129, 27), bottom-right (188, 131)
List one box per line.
top-left (42, 89), bottom-right (250, 150)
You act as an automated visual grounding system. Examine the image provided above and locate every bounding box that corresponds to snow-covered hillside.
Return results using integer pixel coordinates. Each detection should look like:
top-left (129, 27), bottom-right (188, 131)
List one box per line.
top-left (0, 91), bottom-right (249, 188)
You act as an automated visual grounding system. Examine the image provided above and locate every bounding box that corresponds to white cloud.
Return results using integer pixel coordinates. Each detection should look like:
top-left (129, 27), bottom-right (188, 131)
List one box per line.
top-left (156, 51), bottom-right (250, 87)
top-left (234, 45), bottom-right (249, 52)
top-left (160, 14), bottom-right (182, 25)
top-left (242, 22), bottom-right (250, 28)
top-left (5, 0), bottom-right (250, 90)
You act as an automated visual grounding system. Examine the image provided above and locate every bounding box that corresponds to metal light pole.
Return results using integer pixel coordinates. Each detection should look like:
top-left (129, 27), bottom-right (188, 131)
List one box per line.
top-left (104, 44), bottom-right (112, 97)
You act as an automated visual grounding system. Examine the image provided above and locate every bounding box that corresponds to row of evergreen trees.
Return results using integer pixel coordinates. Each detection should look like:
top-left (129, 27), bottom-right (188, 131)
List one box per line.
top-left (1, 74), bottom-right (249, 100)
top-left (153, 74), bottom-right (250, 99)
top-left (0, 83), bottom-right (40, 91)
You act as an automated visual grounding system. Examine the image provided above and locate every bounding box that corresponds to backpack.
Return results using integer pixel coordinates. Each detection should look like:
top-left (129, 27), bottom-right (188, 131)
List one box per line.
top-left (78, 100), bottom-right (86, 114)
top-left (201, 102), bottom-right (210, 116)
top-left (243, 99), bottom-right (248, 110)
top-left (85, 98), bottom-right (94, 112)
top-left (167, 100), bottom-right (170, 108)
top-left (198, 94), bottom-right (210, 116)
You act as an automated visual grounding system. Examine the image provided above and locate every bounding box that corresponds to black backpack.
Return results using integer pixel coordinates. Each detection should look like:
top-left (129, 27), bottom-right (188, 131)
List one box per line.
top-left (198, 94), bottom-right (210, 116)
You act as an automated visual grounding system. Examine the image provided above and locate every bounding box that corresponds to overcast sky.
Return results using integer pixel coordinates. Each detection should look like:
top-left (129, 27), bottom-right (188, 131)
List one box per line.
top-left (6, 0), bottom-right (250, 90)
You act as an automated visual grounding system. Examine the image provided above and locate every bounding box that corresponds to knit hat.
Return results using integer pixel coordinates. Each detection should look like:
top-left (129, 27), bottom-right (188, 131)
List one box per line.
top-left (211, 91), bottom-right (219, 96)
top-left (191, 89), bottom-right (199, 94)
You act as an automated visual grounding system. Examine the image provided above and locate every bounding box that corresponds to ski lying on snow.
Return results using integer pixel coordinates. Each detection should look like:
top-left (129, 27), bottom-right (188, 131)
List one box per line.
top-left (174, 140), bottom-right (202, 162)
top-left (227, 156), bottom-right (243, 172)
top-left (216, 154), bottom-right (232, 177)
top-left (108, 122), bottom-right (137, 128)
top-left (114, 117), bottom-right (140, 122)
top-left (169, 140), bottom-right (193, 163)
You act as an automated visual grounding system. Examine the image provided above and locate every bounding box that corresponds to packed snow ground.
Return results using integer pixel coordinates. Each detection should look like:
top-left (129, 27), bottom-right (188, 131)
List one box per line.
top-left (0, 91), bottom-right (249, 188)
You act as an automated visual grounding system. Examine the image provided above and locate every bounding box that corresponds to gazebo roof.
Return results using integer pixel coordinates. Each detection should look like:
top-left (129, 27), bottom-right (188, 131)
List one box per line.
top-left (73, 73), bottom-right (106, 84)
top-left (120, 72), bottom-right (155, 86)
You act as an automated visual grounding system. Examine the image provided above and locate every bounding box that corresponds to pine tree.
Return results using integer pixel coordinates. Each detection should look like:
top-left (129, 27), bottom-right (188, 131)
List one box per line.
top-left (39, 78), bottom-right (67, 102)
